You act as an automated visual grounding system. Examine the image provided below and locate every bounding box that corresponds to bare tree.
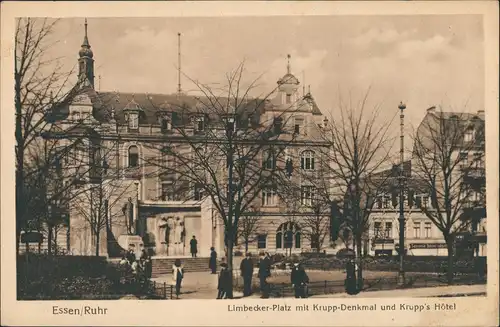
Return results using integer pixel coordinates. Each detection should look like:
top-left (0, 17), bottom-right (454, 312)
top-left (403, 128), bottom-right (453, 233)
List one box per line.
top-left (143, 62), bottom-right (304, 297)
top-left (295, 201), bottom-right (331, 253)
top-left (14, 18), bottom-right (81, 254)
top-left (318, 89), bottom-right (397, 289)
top-left (236, 211), bottom-right (263, 253)
top-left (411, 109), bottom-right (485, 284)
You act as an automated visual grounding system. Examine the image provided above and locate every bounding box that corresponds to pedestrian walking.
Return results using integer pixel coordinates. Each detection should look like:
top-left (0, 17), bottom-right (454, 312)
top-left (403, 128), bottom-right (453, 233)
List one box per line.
top-left (344, 258), bottom-right (359, 295)
top-left (257, 252), bottom-right (271, 299)
top-left (217, 263), bottom-right (231, 299)
top-left (172, 259), bottom-right (184, 298)
top-left (190, 236), bottom-right (198, 258)
top-left (291, 262), bottom-right (309, 298)
top-left (240, 252), bottom-right (254, 297)
top-left (209, 247), bottom-right (218, 274)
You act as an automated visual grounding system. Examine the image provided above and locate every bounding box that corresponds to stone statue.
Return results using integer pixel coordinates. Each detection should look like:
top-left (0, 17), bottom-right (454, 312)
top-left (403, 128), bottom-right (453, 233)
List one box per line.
top-left (122, 197), bottom-right (134, 234)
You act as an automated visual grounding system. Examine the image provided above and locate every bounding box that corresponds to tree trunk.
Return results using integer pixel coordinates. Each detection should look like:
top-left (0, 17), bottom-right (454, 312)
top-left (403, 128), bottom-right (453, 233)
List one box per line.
top-left (95, 230), bottom-right (100, 256)
top-left (446, 237), bottom-right (455, 285)
top-left (356, 235), bottom-right (363, 291)
top-left (47, 226), bottom-right (53, 255)
top-left (227, 240), bottom-right (234, 299)
top-left (245, 240), bottom-right (249, 253)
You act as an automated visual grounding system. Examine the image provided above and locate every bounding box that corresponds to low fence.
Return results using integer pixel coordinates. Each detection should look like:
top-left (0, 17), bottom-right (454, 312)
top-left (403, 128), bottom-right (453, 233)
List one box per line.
top-left (233, 273), bottom-right (487, 298)
top-left (147, 281), bottom-right (175, 299)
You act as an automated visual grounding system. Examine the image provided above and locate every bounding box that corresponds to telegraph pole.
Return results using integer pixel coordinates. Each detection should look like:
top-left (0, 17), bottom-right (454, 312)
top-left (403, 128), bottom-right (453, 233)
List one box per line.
top-left (397, 102), bottom-right (406, 286)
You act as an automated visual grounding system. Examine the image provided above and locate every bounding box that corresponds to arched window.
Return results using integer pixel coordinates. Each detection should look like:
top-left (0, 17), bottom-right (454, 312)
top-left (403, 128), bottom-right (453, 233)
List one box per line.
top-left (262, 149), bottom-right (276, 170)
top-left (128, 145), bottom-right (139, 167)
top-left (275, 222), bottom-right (301, 250)
top-left (276, 231), bottom-right (283, 249)
top-left (301, 150), bottom-right (315, 170)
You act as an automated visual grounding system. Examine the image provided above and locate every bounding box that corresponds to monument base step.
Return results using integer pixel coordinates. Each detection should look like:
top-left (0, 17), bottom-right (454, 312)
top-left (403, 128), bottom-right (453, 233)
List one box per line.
top-left (151, 257), bottom-right (216, 277)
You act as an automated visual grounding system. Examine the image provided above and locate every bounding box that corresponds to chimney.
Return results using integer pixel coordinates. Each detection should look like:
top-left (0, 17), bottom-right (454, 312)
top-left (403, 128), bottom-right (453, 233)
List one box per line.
top-left (477, 110), bottom-right (485, 119)
top-left (426, 106), bottom-right (436, 114)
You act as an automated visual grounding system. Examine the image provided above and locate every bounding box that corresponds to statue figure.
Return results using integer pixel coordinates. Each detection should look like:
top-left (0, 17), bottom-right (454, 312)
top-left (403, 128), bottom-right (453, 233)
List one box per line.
top-left (122, 197), bottom-right (134, 234)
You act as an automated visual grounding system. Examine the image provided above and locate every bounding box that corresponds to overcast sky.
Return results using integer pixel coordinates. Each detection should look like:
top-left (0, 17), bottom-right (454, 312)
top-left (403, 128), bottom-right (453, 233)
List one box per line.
top-left (46, 15), bottom-right (484, 129)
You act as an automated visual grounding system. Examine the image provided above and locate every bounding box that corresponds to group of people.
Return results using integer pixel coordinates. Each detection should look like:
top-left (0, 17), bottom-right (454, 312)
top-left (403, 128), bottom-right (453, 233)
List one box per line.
top-left (120, 244), bottom-right (153, 280)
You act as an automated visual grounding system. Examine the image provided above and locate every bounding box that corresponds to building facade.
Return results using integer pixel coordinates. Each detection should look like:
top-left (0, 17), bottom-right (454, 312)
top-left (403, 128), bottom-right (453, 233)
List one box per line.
top-left (43, 22), bottom-right (335, 258)
top-left (368, 106), bottom-right (486, 257)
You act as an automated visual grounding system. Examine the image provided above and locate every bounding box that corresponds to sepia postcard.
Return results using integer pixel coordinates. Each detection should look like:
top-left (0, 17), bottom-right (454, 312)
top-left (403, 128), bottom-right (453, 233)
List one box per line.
top-left (1, 1), bottom-right (498, 326)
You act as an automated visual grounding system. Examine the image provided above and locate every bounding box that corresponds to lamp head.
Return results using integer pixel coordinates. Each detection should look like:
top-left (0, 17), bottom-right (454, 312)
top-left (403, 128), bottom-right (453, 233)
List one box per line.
top-left (398, 102), bottom-right (406, 111)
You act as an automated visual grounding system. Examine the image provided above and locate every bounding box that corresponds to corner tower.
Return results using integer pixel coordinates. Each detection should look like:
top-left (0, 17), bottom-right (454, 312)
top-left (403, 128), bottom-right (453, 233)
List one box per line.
top-left (78, 18), bottom-right (95, 88)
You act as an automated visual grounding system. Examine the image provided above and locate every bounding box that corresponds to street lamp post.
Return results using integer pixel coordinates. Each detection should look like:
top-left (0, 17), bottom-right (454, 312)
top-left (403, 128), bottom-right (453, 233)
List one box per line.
top-left (397, 102), bottom-right (406, 286)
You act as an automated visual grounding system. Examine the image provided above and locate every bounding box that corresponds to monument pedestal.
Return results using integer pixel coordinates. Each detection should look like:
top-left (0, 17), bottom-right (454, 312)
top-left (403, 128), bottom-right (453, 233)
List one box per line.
top-left (117, 234), bottom-right (143, 253)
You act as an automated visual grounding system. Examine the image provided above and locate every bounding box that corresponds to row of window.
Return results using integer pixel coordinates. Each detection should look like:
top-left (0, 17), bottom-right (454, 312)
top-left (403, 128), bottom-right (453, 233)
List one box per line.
top-left (126, 111), bottom-right (310, 137)
top-left (374, 194), bottom-right (435, 209)
top-left (240, 223), bottom-right (302, 250)
top-left (459, 152), bottom-right (484, 169)
top-left (373, 221), bottom-right (433, 239)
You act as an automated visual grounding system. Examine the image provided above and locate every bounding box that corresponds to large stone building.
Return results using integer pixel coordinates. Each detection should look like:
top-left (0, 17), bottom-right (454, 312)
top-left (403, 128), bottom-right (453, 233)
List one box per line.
top-left (367, 106), bottom-right (486, 257)
top-left (42, 21), bottom-right (334, 258)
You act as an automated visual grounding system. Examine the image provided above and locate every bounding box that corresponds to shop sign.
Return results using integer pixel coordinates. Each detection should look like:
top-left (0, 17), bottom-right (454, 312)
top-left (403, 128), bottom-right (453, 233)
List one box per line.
top-left (409, 243), bottom-right (447, 249)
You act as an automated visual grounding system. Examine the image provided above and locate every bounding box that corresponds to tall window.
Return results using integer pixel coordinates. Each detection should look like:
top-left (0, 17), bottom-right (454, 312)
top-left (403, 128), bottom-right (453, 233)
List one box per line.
top-left (376, 196), bottom-right (383, 209)
top-left (301, 185), bottom-right (315, 206)
top-left (261, 188), bottom-right (277, 206)
top-left (473, 152), bottom-right (484, 168)
top-left (161, 182), bottom-right (175, 201)
top-left (262, 149), bottom-right (276, 170)
top-left (128, 145), bottom-right (139, 167)
top-left (129, 113), bottom-right (139, 130)
top-left (194, 183), bottom-right (204, 201)
top-left (257, 234), bottom-right (267, 249)
top-left (413, 222), bottom-right (421, 239)
top-left (286, 94), bottom-right (292, 104)
top-left (464, 128), bottom-right (474, 142)
top-left (300, 150), bottom-right (315, 170)
top-left (424, 222), bottom-right (432, 238)
top-left (276, 222), bottom-right (300, 249)
top-left (459, 152), bottom-right (468, 169)
top-left (385, 222), bottom-right (393, 238)
top-left (374, 221), bottom-right (382, 237)
top-left (422, 195), bottom-right (429, 208)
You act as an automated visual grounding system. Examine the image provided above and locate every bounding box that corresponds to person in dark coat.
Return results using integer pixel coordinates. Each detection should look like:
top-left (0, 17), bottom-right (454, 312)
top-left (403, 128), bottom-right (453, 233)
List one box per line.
top-left (257, 252), bottom-right (271, 299)
top-left (291, 262), bottom-right (309, 298)
top-left (140, 249), bottom-right (152, 279)
top-left (126, 244), bottom-right (136, 264)
top-left (190, 236), bottom-right (198, 258)
top-left (345, 259), bottom-right (359, 295)
top-left (209, 247), bottom-right (217, 274)
top-left (240, 252), bottom-right (254, 297)
top-left (217, 263), bottom-right (231, 299)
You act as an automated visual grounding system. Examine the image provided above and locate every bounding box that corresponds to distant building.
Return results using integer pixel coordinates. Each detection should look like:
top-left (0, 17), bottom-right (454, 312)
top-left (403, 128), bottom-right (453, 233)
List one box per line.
top-left (368, 106), bottom-right (486, 257)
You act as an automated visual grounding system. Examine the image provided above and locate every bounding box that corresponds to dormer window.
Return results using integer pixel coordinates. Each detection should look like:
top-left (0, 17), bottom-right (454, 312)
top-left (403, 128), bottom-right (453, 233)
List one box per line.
top-left (195, 116), bottom-right (205, 132)
top-left (294, 117), bottom-right (303, 135)
top-left (464, 128), bottom-right (474, 142)
top-left (160, 117), bottom-right (171, 133)
top-left (129, 113), bottom-right (139, 130)
top-left (286, 94), bottom-right (292, 104)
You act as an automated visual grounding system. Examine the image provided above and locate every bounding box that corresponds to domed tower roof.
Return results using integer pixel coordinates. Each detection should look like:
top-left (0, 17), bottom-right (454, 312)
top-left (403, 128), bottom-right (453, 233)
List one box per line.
top-left (79, 19), bottom-right (93, 59)
top-left (277, 54), bottom-right (300, 86)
